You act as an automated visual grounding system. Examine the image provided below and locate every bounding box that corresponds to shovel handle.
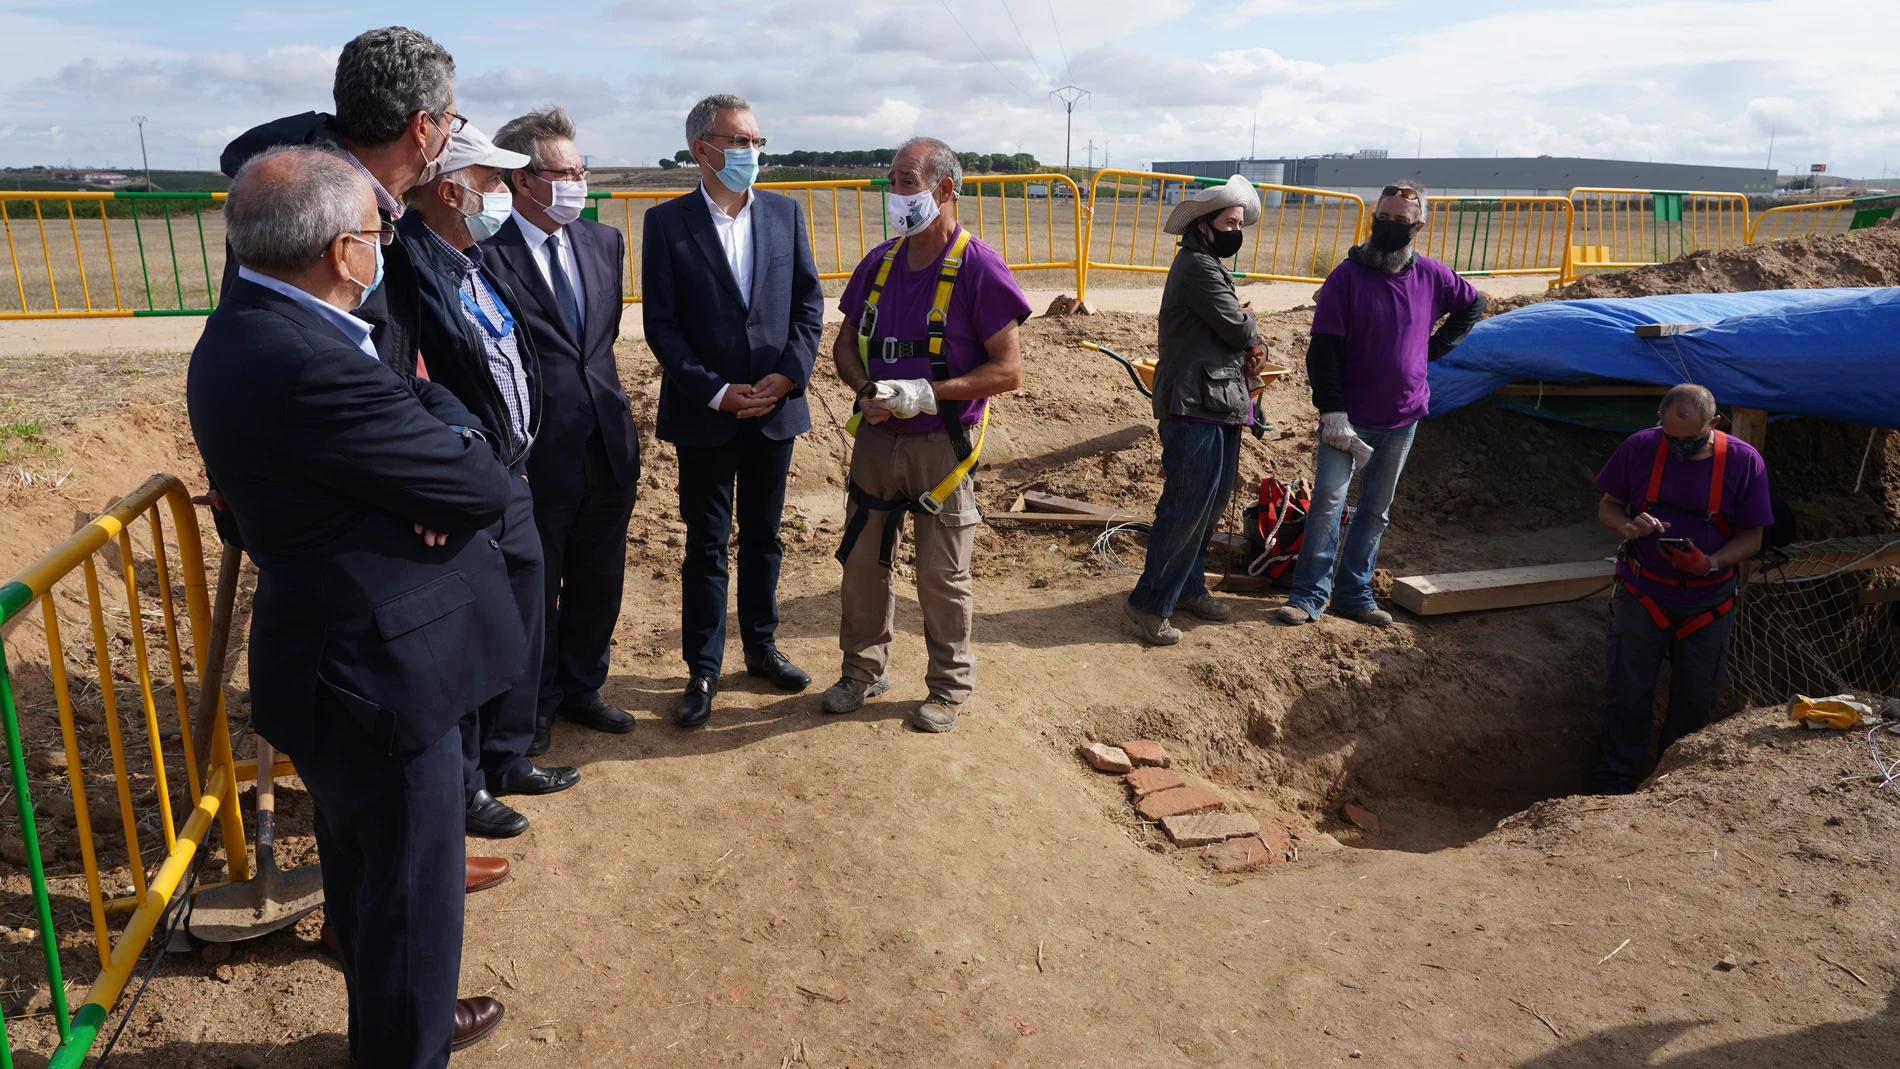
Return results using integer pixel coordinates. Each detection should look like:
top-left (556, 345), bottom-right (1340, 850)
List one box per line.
top-left (191, 542), bottom-right (244, 792)
top-left (253, 736), bottom-right (277, 883)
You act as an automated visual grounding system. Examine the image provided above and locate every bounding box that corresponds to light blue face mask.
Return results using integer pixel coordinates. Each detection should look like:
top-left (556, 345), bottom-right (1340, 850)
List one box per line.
top-left (710, 145), bottom-right (758, 193)
top-left (459, 188), bottom-right (514, 243)
top-left (345, 234), bottom-right (385, 307)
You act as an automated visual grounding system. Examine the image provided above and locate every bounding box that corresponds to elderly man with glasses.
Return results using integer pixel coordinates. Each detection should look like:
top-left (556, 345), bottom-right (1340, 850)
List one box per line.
top-left (486, 107), bottom-right (644, 752)
top-left (642, 93), bottom-right (825, 728)
top-left (190, 145), bottom-right (515, 1067)
top-left (1275, 180), bottom-right (1486, 628)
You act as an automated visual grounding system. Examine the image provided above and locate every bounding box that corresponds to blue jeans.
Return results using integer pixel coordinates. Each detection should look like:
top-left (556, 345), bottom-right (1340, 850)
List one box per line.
top-left (1286, 420), bottom-right (1417, 618)
top-left (1130, 420), bottom-right (1240, 618)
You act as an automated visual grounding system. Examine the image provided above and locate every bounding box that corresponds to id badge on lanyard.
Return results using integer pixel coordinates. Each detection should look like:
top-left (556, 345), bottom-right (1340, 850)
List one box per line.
top-left (459, 285), bottom-right (515, 340)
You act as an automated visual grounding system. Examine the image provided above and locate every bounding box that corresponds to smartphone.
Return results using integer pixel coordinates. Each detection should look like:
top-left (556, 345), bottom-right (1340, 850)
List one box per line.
top-left (1657, 537), bottom-right (1694, 553)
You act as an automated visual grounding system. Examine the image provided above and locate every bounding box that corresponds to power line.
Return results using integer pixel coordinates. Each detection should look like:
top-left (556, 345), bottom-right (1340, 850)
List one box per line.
top-left (939, 0), bottom-right (1030, 97)
top-left (999, 0), bottom-right (1045, 78)
top-left (1045, 0), bottom-right (1073, 84)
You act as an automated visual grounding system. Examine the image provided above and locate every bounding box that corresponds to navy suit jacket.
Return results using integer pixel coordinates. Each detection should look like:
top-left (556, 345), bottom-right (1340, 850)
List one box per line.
top-left (481, 215), bottom-right (639, 496)
top-left (187, 278), bottom-right (525, 758)
top-left (641, 188), bottom-right (824, 448)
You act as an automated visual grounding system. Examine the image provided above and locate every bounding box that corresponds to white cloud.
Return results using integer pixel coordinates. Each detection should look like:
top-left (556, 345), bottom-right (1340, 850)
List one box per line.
top-left (1220, 0), bottom-right (1393, 28)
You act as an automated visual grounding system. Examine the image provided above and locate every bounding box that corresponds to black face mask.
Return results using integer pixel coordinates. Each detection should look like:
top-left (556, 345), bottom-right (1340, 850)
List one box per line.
top-left (1202, 225), bottom-right (1244, 258)
top-left (1368, 218), bottom-right (1415, 253)
top-left (1666, 432), bottom-right (1711, 462)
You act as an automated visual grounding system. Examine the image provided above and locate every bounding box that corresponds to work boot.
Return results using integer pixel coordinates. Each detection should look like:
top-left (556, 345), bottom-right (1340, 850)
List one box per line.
top-left (820, 675), bottom-right (890, 715)
top-left (908, 696), bottom-right (966, 733)
top-left (1274, 604), bottom-right (1316, 626)
top-left (1176, 593), bottom-right (1231, 622)
top-left (1346, 607), bottom-right (1394, 628)
top-left (1123, 600), bottom-right (1181, 646)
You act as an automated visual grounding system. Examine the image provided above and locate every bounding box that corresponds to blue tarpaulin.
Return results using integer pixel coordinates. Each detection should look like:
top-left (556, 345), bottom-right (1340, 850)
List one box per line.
top-left (1426, 287), bottom-right (1900, 429)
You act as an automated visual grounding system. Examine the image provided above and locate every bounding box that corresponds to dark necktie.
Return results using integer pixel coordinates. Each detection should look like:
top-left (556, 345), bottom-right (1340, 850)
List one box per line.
top-left (546, 231), bottom-right (583, 341)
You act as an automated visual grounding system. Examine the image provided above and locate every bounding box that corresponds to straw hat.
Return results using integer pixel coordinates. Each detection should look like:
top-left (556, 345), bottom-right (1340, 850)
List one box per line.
top-left (1163, 174), bottom-right (1261, 235)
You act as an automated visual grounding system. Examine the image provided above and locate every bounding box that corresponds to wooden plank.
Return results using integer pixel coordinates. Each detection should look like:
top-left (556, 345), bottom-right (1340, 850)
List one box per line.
top-left (1019, 491), bottom-right (1144, 519)
top-left (992, 511), bottom-right (1147, 527)
top-left (1391, 560), bottom-right (1617, 616)
top-left (1729, 406), bottom-right (1768, 450)
top-left (1633, 322), bottom-right (1712, 337)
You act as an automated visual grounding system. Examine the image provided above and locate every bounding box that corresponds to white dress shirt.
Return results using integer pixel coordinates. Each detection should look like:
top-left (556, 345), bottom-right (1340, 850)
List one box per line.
top-left (700, 183), bottom-right (756, 410)
top-left (509, 208), bottom-right (586, 324)
top-left (237, 266), bottom-right (378, 360)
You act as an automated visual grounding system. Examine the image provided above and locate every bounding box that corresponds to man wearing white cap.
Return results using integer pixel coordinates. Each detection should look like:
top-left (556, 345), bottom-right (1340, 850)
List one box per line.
top-left (400, 124), bottom-right (580, 837)
top-left (1124, 175), bottom-right (1271, 645)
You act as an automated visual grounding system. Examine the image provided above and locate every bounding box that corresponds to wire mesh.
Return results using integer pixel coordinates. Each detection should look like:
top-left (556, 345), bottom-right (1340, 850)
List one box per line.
top-left (1728, 535), bottom-right (1900, 705)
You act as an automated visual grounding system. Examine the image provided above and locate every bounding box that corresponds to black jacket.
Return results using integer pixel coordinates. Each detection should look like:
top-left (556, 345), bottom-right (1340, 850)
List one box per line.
top-left (219, 112), bottom-right (421, 380)
top-left (482, 215), bottom-right (640, 497)
top-left (401, 212), bottom-right (543, 470)
top-left (188, 277), bottom-right (524, 758)
top-left (641, 188), bottom-right (824, 449)
top-left (1153, 226), bottom-right (1260, 422)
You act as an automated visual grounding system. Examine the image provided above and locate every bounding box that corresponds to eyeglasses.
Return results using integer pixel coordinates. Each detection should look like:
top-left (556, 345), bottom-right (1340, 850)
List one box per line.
top-left (1380, 185), bottom-right (1420, 200)
top-left (532, 166), bottom-right (589, 183)
top-left (429, 110), bottom-right (469, 135)
top-left (702, 133), bottom-right (768, 150)
top-left (346, 224), bottom-right (397, 247)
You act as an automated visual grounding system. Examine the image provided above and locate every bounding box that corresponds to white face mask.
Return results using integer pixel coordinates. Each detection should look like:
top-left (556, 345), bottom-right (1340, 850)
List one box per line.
top-left (459, 187), bottom-right (513, 243)
top-left (539, 178), bottom-right (588, 226)
top-left (886, 187), bottom-right (940, 237)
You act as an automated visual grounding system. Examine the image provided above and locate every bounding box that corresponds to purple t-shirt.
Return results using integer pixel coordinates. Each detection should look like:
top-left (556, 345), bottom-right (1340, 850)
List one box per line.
top-left (1310, 253), bottom-right (1478, 428)
top-left (1595, 427), bottom-right (1775, 605)
top-left (837, 228), bottom-right (1032, 434)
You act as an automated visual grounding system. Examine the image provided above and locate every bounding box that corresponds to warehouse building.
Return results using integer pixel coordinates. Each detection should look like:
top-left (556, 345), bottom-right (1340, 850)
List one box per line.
top-left (1149, 155), bottom-right (1777, 202)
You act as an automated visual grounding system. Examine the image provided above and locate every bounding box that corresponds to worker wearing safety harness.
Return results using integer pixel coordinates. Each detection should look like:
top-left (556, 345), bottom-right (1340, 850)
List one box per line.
top-left (822, 137), bottom-right (1030, 733)
top-left (1592, 383), bottom-right (1773, 795)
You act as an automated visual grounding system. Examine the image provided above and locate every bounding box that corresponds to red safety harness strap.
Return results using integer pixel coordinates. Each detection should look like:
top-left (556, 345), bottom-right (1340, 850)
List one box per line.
top-left (1641, 430), bottom-right (1733, 538)
top-left (1622, 580), bottom-right (1736, 640)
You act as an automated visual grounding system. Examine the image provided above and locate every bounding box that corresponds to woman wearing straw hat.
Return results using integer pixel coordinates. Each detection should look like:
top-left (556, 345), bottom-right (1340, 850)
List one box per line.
top-left (1124, 175), bottom-right (1271, 646)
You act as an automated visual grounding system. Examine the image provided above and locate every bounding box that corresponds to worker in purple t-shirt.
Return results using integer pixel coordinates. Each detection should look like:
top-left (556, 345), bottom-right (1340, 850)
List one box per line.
top-left (1275, 181), bottom-right (1485, 627)
top-left (1592, 383), bottom-right (1773, 794)
top-left (821, 137), bottom-right (1031, 734)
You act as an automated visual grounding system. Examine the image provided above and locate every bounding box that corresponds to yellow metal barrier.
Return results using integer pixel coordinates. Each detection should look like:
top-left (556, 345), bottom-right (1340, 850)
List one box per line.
top-left (594, 173), bottom-right (1086, 303)
top-left (1419, 196), bottom-right (1573, 278)
top-left (1749, 193), bottom-right (1900, 243)
top-left (0, 474), bottom-right (262, 1063)
top-left (1566, 187), bottom-right (1750, 278)
top-left (1, 192), bottom-right (228, 319)
top-left (1080, 168), bottom-right (1366, 295)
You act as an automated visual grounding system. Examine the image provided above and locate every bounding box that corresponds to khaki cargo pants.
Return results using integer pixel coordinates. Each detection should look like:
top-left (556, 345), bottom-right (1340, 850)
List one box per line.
top-left (838, 420), bottom-right (978, 705)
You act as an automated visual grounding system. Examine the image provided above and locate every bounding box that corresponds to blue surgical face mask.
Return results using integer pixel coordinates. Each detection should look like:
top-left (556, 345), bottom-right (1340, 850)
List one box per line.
top-left (458, 186), bottom-right (513, 243)
top-left (344, 234), bottom-right (384, 308)
top-left (709, 144), bottom-right (758, 193)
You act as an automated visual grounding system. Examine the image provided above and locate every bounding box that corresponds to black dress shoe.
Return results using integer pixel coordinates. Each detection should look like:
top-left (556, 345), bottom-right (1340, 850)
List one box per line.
top-left (495, 763), bottom-right (579, 797)
top-left (452, 996), bottom-right (505, 1051)
top-left (744, 647), bottom-right (812, 692)
top-left (675, 675), bottom-right (717, 727)
top-left (525, 716), bottom-right (553, 757)
top-left (558, 694), bottom-right (637, 734)
top-left (466, 790), bottom-right (530, 838)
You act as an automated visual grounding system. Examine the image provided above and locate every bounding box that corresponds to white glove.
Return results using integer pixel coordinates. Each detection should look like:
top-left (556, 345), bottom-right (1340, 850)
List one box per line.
top-left (867, 378), bottom-right (937, 419)
top-left (1319, 411), bottom-right (1374, 465)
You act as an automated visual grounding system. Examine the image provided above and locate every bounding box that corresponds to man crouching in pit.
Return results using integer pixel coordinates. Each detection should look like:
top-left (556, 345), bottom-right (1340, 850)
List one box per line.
top-left (821, 137), bottom-right (1031, 733)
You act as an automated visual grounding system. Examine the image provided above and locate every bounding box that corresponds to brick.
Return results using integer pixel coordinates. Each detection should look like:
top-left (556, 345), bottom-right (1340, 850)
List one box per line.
top-left (1265, 809), bottom-right (1302, 833)
top-left (1125, 766), bottom-right (1185, 799)
top-left (1203, 835), bottom-right (1279, 872)
top-left (1135, 786), bottom-right (1223, 821)
top-left (1118, 739), bottom-right (1171, 768)
top-left (1261, 828), bottom-right (1294, 857)
top-left (1341, 802), bottom-right (1381, 836)
top-left (1160, 811), bottom-right (1260, 846)
top-left (1078, 743), bottom-right (1132, 774)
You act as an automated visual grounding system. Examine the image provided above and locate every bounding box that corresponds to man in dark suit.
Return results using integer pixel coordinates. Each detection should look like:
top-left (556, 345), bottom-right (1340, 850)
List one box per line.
top-left (487, 107), bottom-right (642, 752)
top-left (189, 146), bottom-right (511, 1066)
top-left (403, 123), bottom-right (581, 838)
top-left (643, 93), bottom-right (825, 727)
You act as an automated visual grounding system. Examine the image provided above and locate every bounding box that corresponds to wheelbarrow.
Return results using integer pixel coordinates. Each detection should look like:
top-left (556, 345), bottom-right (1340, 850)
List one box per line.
top-left (1079, 340), bottom-right (1287, 438)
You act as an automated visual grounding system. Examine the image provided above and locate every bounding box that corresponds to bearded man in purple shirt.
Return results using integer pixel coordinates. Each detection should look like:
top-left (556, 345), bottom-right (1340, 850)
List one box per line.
top-left (1592, 383), bottom-right (1772, 794)
top-left (1276, 181), bottom-right (1486, 627)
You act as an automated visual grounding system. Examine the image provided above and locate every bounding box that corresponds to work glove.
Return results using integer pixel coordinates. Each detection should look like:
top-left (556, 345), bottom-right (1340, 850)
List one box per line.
top-left (1661, 541), bottom-right (1715, 576)
top-left (865, 378), bottom-right (937, 420)
top-left (1318, 411), bottom-right (1374, 465)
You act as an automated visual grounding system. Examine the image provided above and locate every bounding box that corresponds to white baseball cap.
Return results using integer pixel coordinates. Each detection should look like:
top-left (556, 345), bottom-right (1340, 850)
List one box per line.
top-left (435, 123), bottom-right (531, 177)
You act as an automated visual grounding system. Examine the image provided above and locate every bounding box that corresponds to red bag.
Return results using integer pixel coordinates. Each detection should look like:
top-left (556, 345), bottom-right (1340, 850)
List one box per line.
top-left (1239, 477), bottom-right (1347, 585)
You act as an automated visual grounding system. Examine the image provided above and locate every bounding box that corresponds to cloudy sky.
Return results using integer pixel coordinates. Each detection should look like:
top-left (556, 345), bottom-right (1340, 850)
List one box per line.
top-left (4, 0), bottom-right (1897, 179)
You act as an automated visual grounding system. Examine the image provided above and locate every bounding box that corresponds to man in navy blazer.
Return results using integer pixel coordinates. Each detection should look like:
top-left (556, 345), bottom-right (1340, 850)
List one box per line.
top-left (486, 107), bottom-right (643, 753)
top-left (643, 93), bottom-right (824, 726)
top-left (188, 147), bottom-right (514, 1066)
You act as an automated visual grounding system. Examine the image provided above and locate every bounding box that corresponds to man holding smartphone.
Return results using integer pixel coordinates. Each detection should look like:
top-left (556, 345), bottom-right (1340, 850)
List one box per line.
top-left (1592, 383), bottom-right (1773, 795)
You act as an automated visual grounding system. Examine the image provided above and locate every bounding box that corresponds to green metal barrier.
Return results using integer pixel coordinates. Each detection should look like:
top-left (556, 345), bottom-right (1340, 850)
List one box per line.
top-left (0, 192), bottom-right (226, 319)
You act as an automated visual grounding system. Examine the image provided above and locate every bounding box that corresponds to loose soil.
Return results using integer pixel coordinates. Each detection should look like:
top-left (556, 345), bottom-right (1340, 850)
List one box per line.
top-left (0, 291), bottom-right (1892, 1067)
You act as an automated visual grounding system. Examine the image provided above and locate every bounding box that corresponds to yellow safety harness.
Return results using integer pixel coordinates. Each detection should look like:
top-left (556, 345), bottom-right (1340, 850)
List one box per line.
top-left (835, 229), bottom-right (992, 568)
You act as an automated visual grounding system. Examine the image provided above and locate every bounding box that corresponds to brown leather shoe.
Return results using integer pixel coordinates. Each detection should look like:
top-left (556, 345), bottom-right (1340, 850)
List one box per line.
top-left (466, 856), bottom-right (510, 894)
top-left (452, 995), bottom-right (504, 1051)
